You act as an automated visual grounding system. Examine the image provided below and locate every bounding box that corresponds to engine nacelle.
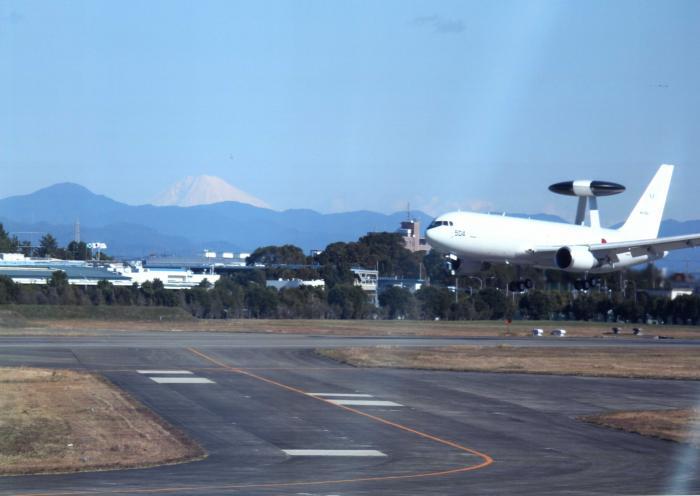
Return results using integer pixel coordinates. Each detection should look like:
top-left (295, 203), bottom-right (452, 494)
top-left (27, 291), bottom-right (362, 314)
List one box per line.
top-left (555, 246), bottom-right (598, 271)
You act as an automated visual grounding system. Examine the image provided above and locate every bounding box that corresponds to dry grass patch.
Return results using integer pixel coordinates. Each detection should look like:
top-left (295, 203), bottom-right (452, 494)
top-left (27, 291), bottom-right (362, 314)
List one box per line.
top-left (0, 367), bottom-right (205, 475)
top-left (12, 318), bottom-right (700, 340)
top-left (318, 346), bottom-right (700, 380)
top-left (581, 409), bottom-right (700, 446)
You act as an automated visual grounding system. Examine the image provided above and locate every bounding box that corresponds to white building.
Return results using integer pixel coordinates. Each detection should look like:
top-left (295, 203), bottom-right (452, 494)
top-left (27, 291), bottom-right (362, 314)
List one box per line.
top-left (114, 262), bottom-right (220, 289)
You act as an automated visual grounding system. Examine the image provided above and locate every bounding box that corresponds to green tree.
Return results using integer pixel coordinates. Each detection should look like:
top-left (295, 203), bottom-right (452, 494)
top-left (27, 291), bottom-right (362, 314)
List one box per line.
top-left (317, 232), bottom-right (421, 284)
top-left (422, 250), bottom-right (452, 286)
top-left (378, 286), bottom-right (416, 319)
top-left (474, 287), bottom-right (510, 319)
top-left (247, 245), bottom-right (307, 266)
top-left (66, 241), bottom-right (90, 261)
top-left (615, 299), bottom-right (645, 323)
top-left (47, 270), bottom-right (69, 291)
top-left (669, 295), bottom-right (700, 325)
top-left (327, 284), bottom-right (370, 319)
top-left (230, 269), bottom-right (267, 287)
top-left (519, 290), bottom-right (554, 320)
top-left (415, 286), bottom-right (452, 320)
top-left (184, 286), bottom-right (213, 317)
top-left (19, 240), bottom-right (32, 256)
top-left (245, 286), bottom-right (279, 318)
top-left (96, 279), bottom-right (115, 305)
top-left (277, 286), bottom-right (328, 319)
top-left (0, 276), bottom-right (19, 303)
top-left (449, 293), bottom-right (478, 320)
top-left (37, 234), bottom-right (59, 258)
top-left (212, 277), bottom-right (245, 317)
top-left (0, 224), bottom-right (19, 253)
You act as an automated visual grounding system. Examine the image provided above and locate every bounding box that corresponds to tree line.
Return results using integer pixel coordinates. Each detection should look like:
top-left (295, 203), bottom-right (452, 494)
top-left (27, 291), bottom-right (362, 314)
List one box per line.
top-left (0, 224), bottom-right (97, 260)
top-left (2, 270), bottom-right (698, 324)
top-left (0, 225), bottom-right (698, 323)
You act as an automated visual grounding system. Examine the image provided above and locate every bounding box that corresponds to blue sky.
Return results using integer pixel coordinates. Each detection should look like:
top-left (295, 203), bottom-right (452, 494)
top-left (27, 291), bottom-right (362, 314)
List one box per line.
top-left (2, 0), bottom-right (699, 224)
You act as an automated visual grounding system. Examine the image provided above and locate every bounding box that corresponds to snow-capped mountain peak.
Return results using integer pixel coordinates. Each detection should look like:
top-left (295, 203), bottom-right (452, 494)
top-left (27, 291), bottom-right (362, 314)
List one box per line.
top-left (153, 175), bottom-right (270, 209)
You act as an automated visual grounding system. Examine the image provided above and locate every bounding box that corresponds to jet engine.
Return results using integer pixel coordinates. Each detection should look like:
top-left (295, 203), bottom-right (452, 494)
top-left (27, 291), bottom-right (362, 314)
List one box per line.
top-left (555, 246), bottom-right (598, 271)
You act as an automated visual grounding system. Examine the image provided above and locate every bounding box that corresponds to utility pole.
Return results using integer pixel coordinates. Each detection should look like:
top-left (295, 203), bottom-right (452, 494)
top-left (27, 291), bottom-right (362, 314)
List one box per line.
top-left (455, 275), bottom-right (459, 304)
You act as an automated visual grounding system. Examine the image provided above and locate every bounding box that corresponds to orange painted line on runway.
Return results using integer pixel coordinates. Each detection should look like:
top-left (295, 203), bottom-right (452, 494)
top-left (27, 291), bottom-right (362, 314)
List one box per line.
top-left (16, 462), bottom-right (486, 496)
top-left (188, 347), bottom-right (494, 463)
top-left (13, 348), bottom-right (494, 496)
top-left (96, 366), bottom-right (355, 373)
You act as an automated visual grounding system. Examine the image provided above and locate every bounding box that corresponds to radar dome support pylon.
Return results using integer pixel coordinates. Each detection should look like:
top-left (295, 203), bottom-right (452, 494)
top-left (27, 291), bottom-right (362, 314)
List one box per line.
top-left (548, 180), bottom-right (625, 229)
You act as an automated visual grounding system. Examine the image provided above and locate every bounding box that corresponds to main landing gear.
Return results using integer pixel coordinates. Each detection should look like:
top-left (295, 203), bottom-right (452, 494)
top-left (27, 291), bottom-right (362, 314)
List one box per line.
top-left (508, 279), bottom-right (533, 293)
top-left (574, 277), bottom-right (603, 291)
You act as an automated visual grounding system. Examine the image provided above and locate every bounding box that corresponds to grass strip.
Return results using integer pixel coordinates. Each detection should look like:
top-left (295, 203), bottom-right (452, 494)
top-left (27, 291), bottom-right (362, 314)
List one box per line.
top-left (581, 409), bottom-right (700, 446)
top-left (0, 367), bottom-right (205, 475)
top-left (317, 345), bottom-right (700, 380)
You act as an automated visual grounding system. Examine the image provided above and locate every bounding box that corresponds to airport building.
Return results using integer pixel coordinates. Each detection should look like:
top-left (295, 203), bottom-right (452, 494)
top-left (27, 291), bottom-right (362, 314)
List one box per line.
top-left (0, 253), bottom-right (218, 289)
top-left (397, 219), bottom-right (430, 253)
top-left (351, 267), bottom-right (379, 305)
top-left (114, 261), bottom-right (220, 289)
top-left (141, 252), bottom-right (249, 272)
top-left (0, 253), bottom-right (131, 286)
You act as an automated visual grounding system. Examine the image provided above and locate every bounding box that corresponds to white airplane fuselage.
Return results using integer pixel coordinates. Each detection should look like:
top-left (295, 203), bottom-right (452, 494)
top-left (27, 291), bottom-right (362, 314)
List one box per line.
top-left (425, 211), bottom-right (663, 274)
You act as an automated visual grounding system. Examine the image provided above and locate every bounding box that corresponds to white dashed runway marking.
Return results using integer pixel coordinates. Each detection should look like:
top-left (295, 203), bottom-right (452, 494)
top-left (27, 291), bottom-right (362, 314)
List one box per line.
top-left (308, 393), bottom-right (374, 398)
top-left (282, 450), bottom-right (387, 457)
top-left (137, 370), bottom-right (193, 375)
top-left (327, 399), bottom-right (403, 407)
top-left (149, 377), bottom-right (215, 384)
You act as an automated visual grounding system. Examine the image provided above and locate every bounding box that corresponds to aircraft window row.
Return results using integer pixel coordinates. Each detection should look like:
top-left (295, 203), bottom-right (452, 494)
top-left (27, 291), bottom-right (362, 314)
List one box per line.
top-left (428, 220), bottom-right (454, 229)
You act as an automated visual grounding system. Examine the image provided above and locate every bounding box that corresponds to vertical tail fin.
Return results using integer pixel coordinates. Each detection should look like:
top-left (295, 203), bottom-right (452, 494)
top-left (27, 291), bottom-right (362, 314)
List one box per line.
top-left (620, 164), bottom-right (674, 240)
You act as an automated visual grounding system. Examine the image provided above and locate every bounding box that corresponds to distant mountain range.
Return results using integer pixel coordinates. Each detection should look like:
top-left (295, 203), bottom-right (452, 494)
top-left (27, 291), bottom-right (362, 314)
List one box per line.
top-left (0, 183), bottom-right (436, 257)
top-left (0, 183), bottom-right (698, 273)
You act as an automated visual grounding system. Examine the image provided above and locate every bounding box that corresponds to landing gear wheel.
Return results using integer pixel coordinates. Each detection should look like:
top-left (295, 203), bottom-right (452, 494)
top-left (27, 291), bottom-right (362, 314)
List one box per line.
top-left (524, 278), bottom-right (534, 289)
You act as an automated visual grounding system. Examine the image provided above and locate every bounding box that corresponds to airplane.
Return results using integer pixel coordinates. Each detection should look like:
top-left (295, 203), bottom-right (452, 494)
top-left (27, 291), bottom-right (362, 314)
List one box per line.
top-left (425, 164), bottom-right (700, 292)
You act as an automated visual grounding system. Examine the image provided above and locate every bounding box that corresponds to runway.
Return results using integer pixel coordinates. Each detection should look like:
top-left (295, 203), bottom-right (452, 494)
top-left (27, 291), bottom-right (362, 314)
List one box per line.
top-left (1, 332), bottom-right (700, 495)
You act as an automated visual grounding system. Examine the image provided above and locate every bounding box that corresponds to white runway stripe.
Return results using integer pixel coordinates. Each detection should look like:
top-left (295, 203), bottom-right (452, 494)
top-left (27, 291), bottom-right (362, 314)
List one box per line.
top-left (149, 377), bottom-right (214, 384)
top-left (327, 399), bottom-right (403, 407)
top-left (137, 370), bottom-right (193, 375)
top-left (308, 393), bottom-right (374, 398)
top-left (283, 449), bottom-right (386, 457)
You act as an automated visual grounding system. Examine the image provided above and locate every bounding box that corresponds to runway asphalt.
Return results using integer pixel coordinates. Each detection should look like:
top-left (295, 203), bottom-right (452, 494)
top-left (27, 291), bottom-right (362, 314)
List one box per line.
top-left (1, 332), bottom-right (699, 495)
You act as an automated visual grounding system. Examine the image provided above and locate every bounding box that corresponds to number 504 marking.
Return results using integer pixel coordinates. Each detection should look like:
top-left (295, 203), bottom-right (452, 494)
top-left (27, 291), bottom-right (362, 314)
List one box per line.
top-left (455, 230), bottom-right (466, 237)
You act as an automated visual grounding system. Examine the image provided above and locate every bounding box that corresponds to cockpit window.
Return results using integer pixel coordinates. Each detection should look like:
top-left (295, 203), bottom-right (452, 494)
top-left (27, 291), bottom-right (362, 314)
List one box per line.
top-left (427, 220), bottom-right (453, 229)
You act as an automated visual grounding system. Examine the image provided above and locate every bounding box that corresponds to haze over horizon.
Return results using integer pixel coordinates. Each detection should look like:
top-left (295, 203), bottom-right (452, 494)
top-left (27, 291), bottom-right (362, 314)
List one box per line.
top-left (2, 1), bottom-right (699, 224)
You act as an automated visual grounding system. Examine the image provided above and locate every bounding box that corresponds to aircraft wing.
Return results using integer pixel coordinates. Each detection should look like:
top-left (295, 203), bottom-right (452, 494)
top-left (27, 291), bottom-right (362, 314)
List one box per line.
top-left (531, 233), bottom-right (700, 263)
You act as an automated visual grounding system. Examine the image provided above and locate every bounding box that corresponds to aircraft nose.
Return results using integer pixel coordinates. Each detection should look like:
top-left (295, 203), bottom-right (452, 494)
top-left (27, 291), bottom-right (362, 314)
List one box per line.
top-left (425, 228), bottom-right (441, 249)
